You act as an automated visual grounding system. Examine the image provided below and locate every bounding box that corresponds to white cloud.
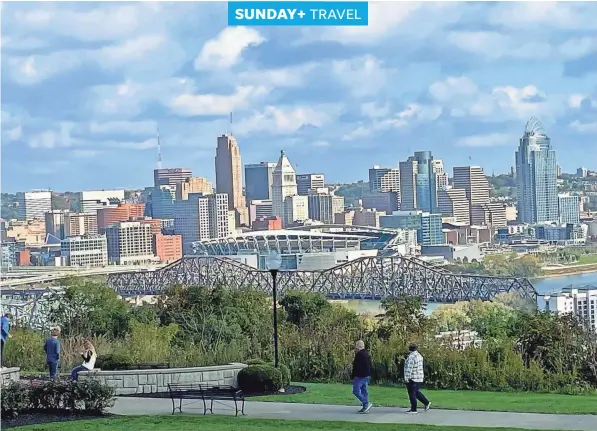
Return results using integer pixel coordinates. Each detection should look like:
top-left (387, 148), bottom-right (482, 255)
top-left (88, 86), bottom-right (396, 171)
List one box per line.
top-left (194, 27), bottom-right (265, 70)
top-left (331, 55), bottom-right (388, 97)
top-left (27, 123), bottom-right (75, 149)
top-left (456, 133), bottom-right (513, 148)
top-left (429, 77), bottom-right (478, 102)
top-left (361, 102), bottom-right (389, 119)
top-left (238, 63), bottom-right (316, 88)
top-left (89, 121), bottom-right (157, 135)
top-left (568, 94), bottom-right (586, 109)
top-left (95, 35), bottom-right (166, 69)
top-left (170, 85), bottom-right (270, 117)
top-left (235, 105), bottom-right (338, 135)
top-left (71, 149), bottom-right (102, 158)
top-left (5, 126), bottom-right (23, 141)
top-left (488, 3), bottom-right (597, 31)
top-left (109, 138), bottom-right (157, 150)
top-left (569, 121), bottom-right (597, 134)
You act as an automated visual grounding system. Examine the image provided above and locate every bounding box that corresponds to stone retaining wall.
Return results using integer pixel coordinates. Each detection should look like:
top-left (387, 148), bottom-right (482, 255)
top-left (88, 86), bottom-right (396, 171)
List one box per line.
top-left (0, 367), bottom-right (21, 386)
top-left (78, 363), bottom-right (247, 395)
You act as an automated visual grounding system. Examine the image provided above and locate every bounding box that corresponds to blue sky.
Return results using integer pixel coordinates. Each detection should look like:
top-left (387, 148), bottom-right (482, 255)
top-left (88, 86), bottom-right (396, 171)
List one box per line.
top-left (1, 1), bottom-right (596, 193)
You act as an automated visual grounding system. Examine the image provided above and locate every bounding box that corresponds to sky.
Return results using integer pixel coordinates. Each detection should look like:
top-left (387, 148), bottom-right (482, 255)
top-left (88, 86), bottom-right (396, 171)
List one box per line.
top-left (1, 1), bottom-right (596, 193)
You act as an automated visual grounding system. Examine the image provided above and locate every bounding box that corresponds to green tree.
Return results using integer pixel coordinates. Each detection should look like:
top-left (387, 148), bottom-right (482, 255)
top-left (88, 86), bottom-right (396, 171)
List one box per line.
top-left (377, 296), bottom-right (430, 341)
top-left (279, 291), bottom-right (332, 327)
top-left (431, 303), bottom-right (471, 332)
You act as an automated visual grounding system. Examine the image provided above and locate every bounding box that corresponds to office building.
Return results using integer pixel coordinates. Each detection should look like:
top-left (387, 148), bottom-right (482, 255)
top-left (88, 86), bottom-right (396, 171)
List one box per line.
top-left (361, 192), bottom-right (400, 214)
top-left (399, 158), bottom-right (417, 210)
top-left (60, 235), bottom-right (108, 267)
top-left (154, 168), bottom-right (192, 187)
top-left (17, 191), bottom-right (52, 221)
top-left (104, 221), bottom-right (154, 265)
top-left (249, 199), bottom-right (274, 225)
top-left (284, 195), bottom-right (309, 226)
top-left (558, 194), bottom-right (580, 225)
top-left (432, 160), bottom-right (449, 192)
top-left (308, 193), bottom-right (345, 224)
top-left (245, 162), bottom-right (276, 203)
top-left (515, 117), bottom-right (558, 223)
top-left (175, 177), bottom-right (213, 201)
top-left (272, 150), bottom-right (298, 225)
top-left (470, 203), bottom-right (507, 227)
top-left (369, 166), bottom-right (400, 194)
top-left (64, 212), bottom-right (98, 237)
top-left (399, 151), bottom-right (440, 212)
top-left (147, 185), bottom-right (176, 219)
top-left (297, 173), bottom-right (325, 196)
top-left (452, 166), bottom-right (490, 208)
top-left (75, 190), bottom-right (125, 214)
top-left (97, 203), bottom-right (145, 231)
top-left (438, 189), bottom-right (470, 225)
top-left (252, 216), bottom-right (282, 231)
top-left (45, 210), bottom-right (68, 240)
top-left (153, 233), bottom-right (183, 263)
top-left (380, 210), bottom-right (443, 246)
top-left (577, 167), bottom-right (588, 178)
top-left (215, 134), bottom-right (247, 225)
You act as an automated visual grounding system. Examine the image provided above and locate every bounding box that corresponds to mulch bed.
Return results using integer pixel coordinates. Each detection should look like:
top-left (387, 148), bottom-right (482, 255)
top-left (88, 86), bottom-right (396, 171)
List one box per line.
top-left (119, 384), bottom-right (307, 398)
top-left (1, 411), bottom-right (115, 429)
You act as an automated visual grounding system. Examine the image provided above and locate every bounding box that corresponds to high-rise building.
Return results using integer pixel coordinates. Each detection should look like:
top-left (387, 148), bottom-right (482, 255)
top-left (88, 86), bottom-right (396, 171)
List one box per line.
top-left (17, 191), bottom-right (52, 221)
top-left (283, 195), bottom-right (309, 225)
top-left (245, 162), bottom-right (276, 203)
top-left (104, 221), bottom-right (154, 265)
top-left (297, 174), bottom-right (325, 196)
top-left (438, 189), bottom-right (470, 225)
top-left (64, 212), bottom-right (98, 237)
top-left (515, 117), bottom-right (558, 223)
top-left (558, 194), bottom-right (580, 224)
top-left (215, 134), bottom-right (247, 225)
top-left (248, 200), bottom-right (274, 225)
top-left (153, 168), bottom-right (192, 187)
top-left (60, 235), bottom-right (108, 267)
top-left (272, 150), bottom-right (298, 226)
top-left (432, 160), bottom-right (449, 192)
top-left (368, 166), bottom-right (400, 196)
top-left (175, 177), bottom-right (213, 201)
top-left (75, 190), bottom-right (125, 214)
top-left (153, 234), bottom-right (182, 263)
top-left (45, 210), bottom-right (68, 239)
top-left (471, 203), bottom-right (507, 227)
top-left (380, 210), bottom-right (443, 246)
top-left (361, 192), bottom-right (399, 214)
top-left (399, 159), bottom-right (418, 210)
top-left (97, 203), bottom-right (145, 231)
top-left (452, 166), bottom-right (490, 208)
top-left (307, 193), bottom-right (345, 224)
top-left (147, 185), bottom-right (176, 219)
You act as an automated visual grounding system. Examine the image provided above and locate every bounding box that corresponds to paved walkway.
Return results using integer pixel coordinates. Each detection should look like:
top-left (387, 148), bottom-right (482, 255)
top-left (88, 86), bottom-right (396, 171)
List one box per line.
top-left (111, 398), bottom-right (597, 430)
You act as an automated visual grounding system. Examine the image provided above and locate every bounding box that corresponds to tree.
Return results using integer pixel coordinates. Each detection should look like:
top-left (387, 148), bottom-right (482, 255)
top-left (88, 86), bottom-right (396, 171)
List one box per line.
top-left (279, 291), bottom-right (332, 327)
top-left (430, 303), bottom-right (470, 332)
top-left (466, 299), bottom-right (516, 339)
top-left (377, 296), bottom-right (431, 340)
top-left (48, 277), bottom-right (131, 338)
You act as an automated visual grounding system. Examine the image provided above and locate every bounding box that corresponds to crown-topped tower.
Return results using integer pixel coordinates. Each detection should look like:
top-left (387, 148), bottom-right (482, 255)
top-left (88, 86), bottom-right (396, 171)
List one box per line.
top-left (271, 150), bottom-right (298, 222)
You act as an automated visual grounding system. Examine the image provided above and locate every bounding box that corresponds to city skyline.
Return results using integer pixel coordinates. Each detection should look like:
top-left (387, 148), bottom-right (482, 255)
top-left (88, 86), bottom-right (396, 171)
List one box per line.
top-left (1, 2), bottom-right (596, 192)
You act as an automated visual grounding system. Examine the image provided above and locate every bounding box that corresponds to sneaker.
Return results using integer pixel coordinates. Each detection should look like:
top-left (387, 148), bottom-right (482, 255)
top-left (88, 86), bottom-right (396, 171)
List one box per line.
top-left (406, 410), bottom-right (419, 415)
top-left (363, 403), bottom-right (372, 414)
top-left (424, 402), bottom-right (431, 412)
top-left (357, 407), bottom-right (366, 413)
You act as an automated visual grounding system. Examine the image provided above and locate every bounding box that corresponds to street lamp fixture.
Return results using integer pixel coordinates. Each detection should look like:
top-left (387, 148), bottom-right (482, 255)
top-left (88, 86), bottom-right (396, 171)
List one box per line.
top-left (266, 251), bottom-right (282, 368)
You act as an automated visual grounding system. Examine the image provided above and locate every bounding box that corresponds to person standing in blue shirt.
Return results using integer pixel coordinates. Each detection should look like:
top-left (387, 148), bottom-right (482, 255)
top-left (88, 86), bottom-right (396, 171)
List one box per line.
top-left (44, 327), bottom-right (62, 378)
top-left (1, 313), bottom-right (12, 369)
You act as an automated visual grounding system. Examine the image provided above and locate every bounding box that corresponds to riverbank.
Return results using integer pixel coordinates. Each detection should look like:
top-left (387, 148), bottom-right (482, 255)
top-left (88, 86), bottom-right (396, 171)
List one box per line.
top-left (537, 264), bottom-right (597, 279)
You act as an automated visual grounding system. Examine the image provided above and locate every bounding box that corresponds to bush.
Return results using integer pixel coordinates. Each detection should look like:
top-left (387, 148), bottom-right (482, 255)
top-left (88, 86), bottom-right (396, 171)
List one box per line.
top-left (268, 362), bottom-right (291, 387)
top-left (246, 358), bottom-right (266, 365)
top-left (1, 379), bottom-right (115, 416)
top-left (237, 364), bottom-right (283, 394)
top-left (96, 353), bottom-right (134, 371)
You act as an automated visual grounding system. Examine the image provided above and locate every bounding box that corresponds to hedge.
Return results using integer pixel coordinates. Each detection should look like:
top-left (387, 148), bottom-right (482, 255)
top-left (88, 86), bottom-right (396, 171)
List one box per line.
top-left (237, 364), bottom-right (283, 393)
top-left (1, 379), bottom-right (116, 417)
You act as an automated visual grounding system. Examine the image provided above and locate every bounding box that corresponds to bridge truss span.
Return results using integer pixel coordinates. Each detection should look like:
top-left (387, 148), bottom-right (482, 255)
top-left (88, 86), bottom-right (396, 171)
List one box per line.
top-left (106, 256), bottom-right (537, 303)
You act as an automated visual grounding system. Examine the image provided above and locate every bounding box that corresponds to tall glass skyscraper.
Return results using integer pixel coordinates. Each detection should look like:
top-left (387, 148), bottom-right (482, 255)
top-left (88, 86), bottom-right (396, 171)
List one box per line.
top-left (515, 117), bottom-right (558, 223)
top-left (413, 151), bottom-right (438, 213)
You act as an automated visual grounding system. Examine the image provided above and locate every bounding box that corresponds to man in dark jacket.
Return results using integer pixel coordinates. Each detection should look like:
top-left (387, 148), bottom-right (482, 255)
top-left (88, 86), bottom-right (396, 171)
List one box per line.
top-left (351, 340), bottom-right (372, 413)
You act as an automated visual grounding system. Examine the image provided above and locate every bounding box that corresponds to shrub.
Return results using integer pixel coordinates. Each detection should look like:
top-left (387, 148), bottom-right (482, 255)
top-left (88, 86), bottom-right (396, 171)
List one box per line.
top-left (237, 364), bottom-right (283, 394)
top-left (96, 353), bottom-right (134, 371)
top-left (268, 362), bottom-right (291, 387)
top-left (246, 358), bottom-right (266, 365)
top-left (0, 379), bottom-right (115, 416)
top-left (3, 328), bottom-right (45, 371)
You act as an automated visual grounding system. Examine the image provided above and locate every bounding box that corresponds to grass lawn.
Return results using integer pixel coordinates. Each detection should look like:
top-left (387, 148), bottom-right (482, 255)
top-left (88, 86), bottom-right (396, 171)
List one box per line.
top-left (576, 254), bottom-right (597, 265)
top-left (254, 383), bottom-right (597, 415)
top-left (15, 416), bottom-right (574, 431)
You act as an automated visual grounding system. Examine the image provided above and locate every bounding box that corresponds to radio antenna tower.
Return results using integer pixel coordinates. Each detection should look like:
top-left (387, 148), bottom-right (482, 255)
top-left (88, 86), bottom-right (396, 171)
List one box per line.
top-left (156, 126), bottom-right (163, 169)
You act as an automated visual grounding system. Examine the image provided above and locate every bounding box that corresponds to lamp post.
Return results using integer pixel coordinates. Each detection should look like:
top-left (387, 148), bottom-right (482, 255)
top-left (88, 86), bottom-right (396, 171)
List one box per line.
top-left (266, 251), bottom-right (282, 368)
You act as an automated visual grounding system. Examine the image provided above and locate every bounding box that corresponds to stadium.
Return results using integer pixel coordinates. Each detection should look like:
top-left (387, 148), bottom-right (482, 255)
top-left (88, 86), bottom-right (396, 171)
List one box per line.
top-left (191, 225), bottom-right (417, 271)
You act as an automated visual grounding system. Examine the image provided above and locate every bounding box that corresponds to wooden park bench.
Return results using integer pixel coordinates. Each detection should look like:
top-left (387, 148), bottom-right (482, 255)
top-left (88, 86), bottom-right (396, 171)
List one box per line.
top-left (167, 383), bottom-right (245, 416)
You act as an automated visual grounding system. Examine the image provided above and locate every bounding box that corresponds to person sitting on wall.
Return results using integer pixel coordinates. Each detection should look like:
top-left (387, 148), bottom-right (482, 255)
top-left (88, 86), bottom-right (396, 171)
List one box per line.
top-left (70, 340), bottom-right (97, 381)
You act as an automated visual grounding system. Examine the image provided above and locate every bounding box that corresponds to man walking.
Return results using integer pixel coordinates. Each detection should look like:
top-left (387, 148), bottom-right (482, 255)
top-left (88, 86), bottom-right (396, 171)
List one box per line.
top-left (404, 343), bottom-right (430, 414)
top-left (351, 340), bottom-right (373, 414)
top-left (1, 312), bottom-right (12, 369)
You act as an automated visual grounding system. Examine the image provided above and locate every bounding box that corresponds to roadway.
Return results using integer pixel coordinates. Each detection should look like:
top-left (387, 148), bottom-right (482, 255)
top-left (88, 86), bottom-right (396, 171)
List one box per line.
top-left (0, 264), bottom-right (164, 288)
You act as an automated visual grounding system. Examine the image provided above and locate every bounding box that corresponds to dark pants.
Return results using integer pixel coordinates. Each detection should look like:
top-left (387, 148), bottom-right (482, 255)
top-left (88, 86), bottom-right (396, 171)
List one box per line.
top-left (406, 380), bottom-right (429, 412)
top-left (48, 361), bottom-right (58, 378)
top-left (71, 365), bottom-right (87, 381)
top-left (1, 340), bottom-right (5, 367)
top-left (352, 376), bottom-right (370, 408)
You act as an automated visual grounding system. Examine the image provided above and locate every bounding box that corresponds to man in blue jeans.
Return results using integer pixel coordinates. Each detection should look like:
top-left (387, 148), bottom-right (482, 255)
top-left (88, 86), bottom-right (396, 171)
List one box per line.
top-left (351, 340), bottom-right (372, 414)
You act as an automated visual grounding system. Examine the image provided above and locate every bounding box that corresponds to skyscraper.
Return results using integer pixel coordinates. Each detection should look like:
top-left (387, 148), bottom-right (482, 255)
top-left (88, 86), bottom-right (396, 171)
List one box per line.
top-left (215, 134), bottom-right (247, 225)
top-left (399, 152), bottom-right (439, 213)
top-left (17, 190), bottom-right (52, 221)
top-left (153, 168), bottom-right (192, 187)
top-left (515, 117), bottom-right (558, 223)
top-left (245, 162), bottom-right (276, 203)
top-left (398, 158), bottom-right (417, 210)
top-left (452, 166), bottom-right (490, 206)
top-left (296, 174), bottom-right (325, 195)
top-left (368, 166), bottom-right (400, 195)
top-left (272, 150), bottom-right (298, 225)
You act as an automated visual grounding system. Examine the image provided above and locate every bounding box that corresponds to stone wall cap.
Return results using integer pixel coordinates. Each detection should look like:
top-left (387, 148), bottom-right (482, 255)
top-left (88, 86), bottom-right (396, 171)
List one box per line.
top-left (0, 367), bottom-right (21, 374)
top-left (78, 363), bottom-right (247, 376)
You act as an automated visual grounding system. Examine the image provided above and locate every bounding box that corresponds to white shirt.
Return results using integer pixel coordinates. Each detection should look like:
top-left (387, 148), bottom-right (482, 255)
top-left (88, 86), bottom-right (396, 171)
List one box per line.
top-left (82, 350), bottom-right (97, 370)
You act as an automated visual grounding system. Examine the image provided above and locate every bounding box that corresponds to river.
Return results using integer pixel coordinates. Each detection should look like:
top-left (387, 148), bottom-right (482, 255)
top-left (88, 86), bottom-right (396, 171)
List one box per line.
top-left (335, 271), bottom-right (597, 316)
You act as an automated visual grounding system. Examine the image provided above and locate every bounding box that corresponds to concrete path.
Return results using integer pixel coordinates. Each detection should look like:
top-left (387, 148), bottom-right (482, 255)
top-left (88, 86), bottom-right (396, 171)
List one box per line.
top-left (111, 397), bottom-right (597, 430)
